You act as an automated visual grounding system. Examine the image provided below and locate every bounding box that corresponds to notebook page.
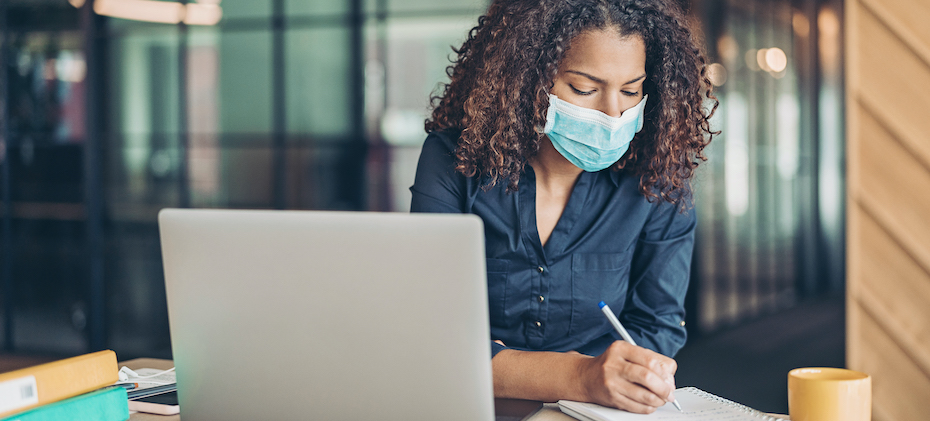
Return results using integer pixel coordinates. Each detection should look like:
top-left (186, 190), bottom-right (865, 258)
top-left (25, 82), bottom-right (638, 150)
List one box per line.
top-left (559, 387), bottom-right (777, 421)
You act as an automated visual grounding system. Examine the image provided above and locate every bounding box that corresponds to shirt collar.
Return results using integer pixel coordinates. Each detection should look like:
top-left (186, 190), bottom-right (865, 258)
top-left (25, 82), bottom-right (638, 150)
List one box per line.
top-left (524, 164), bottom-right (622, 187)
top-left (607, 167), bottom-right (622, 187)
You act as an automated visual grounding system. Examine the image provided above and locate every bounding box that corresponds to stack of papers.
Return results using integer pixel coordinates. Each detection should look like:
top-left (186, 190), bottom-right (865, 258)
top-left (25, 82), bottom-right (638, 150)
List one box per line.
top-left (119, 368), bottom-right (177, 400)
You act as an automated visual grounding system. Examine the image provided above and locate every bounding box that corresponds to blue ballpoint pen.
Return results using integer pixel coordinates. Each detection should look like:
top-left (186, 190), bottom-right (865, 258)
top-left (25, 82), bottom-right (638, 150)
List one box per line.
top-left (598, 301), bottom-right (683, 412)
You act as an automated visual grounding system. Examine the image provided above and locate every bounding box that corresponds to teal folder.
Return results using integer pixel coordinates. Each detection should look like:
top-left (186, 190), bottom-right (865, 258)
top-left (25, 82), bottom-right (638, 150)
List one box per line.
top-left (0, 386), bottom-right (129, 421)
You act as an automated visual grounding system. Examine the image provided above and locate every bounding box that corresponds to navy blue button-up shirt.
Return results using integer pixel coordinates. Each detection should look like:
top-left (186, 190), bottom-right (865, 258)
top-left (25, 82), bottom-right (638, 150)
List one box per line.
top-left (410, 130), bottom-right (694, 358)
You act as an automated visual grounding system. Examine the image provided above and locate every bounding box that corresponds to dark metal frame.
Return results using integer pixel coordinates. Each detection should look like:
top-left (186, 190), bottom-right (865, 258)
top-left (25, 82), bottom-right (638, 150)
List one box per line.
top-left (272, 0), bottom-right (287, 210)
top-left (1, 0), bottom-right (14, 352)
top-left (82, 0), bottom-right (108, 351)
top-left (178, 1), bottom-right (191, 209)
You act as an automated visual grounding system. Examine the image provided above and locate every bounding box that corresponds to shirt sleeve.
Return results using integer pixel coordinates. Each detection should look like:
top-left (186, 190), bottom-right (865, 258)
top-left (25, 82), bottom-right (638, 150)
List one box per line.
top-left (409, 131), bottom-right (467, 214)
top-left (620, 199), bottom-right (696, 358)
top-left (409, 130), bottom-right (510, 359)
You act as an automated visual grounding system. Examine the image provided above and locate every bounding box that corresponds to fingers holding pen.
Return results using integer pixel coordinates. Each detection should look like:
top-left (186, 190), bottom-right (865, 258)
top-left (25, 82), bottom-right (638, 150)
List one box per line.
top-left (595, 302), bottom-right (681, 410)
top-left (609, 341), bottom-right (678, 402)
top-left (612, 342), bottom-right (677, 404)
top-left (578, 341), bottom-right (677, 413)
top-left (612, 340), bottom-right (677, 377)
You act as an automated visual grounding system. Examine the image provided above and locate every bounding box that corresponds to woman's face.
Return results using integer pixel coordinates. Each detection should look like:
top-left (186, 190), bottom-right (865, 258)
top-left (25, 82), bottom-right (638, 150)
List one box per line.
top-left (550, 29), bottom-right (647, 118)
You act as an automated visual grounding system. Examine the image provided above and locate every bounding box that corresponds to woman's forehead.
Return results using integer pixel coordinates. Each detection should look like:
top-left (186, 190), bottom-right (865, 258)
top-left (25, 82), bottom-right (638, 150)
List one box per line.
top-left (559, 30), bottom-right (647, 84)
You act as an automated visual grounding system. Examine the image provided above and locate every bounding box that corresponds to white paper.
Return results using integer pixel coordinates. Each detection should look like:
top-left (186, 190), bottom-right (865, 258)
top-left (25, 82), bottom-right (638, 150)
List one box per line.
top-left (559, 387), bottom-right (777, 421)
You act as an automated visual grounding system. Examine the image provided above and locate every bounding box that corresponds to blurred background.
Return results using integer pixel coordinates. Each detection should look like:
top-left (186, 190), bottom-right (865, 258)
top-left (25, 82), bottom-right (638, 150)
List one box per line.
top-left (0, 0), bottom-right (850, 414)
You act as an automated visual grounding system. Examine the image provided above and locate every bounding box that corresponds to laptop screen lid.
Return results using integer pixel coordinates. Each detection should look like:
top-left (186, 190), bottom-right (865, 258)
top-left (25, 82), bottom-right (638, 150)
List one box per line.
top-left (158, 209), bottom-right (494, 421)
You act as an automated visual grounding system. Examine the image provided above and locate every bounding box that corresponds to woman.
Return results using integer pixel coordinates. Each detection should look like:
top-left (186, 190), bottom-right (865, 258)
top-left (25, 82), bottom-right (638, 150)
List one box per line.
top-left (410, 0), bottom-right (717, 414)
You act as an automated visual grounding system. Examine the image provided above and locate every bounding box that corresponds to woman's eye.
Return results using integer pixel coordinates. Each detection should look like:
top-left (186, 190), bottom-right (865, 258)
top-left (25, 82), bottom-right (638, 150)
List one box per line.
top-left (570, 85), bottom-right (595, 95)
top-left (622, 90), bottom-right (639, 97)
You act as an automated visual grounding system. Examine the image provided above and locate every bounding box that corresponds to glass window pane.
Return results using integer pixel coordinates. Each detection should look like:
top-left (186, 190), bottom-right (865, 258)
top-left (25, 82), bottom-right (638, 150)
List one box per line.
top-left (11, 218), bottom-right (87, 354)
top-left (110, 29), bottom-right (182, 142)
top-left (7, 29), bottom-right (91, 355)
top-left (107, 221), bottom-right (172, 358)
top-left (9, 31), bottom-right (87, 144)
top-left (286, 0), bottom-right (349, 16)
top-left (220, 0), bottom-right (272, 20)
top-left (104, 26), bottom-right (184, 359)
top-left (187, 28), bottom-right (223, 207)
top-left (220, 147), bottom-right (274, 207)
top-left (286, 27), bottom-right (352, 137)
top-left (364, 0), bottom-right (378, 15)
top-left (364, 14), bottom-right (481, 211)
top-left (373, 16), bottom-right (476, 146)
top-left (383, 17), bottom-right (475, 109)
top-left (219, 31), bottom-right (272, 134)
top-left (107, 27), bottom-right (183, 215)
top-left (386, 0), bottom-right (488, 14)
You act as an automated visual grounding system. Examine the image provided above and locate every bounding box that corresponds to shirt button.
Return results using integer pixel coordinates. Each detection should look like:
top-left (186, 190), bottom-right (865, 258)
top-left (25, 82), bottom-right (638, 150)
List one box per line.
top-left (537, 295), bottom-right (545, 303)
top-left (534, 321), bottom-right (542, 328)
top-left (536, 266), bottom-right (545, 273)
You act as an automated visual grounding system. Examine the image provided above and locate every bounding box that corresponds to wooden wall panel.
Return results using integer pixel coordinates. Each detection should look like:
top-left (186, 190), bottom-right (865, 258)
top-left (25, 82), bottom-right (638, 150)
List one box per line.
top-left (856, 209), bottom-right (930, 375)
top-left (847, 0), bottom-right (930, 419)
top-left (868, 0), bottom-right (930, 42)
top-left (855, 3), bottom-right (930, 170)
top-left (857, 109), bottom-right (930, 270)
top-left (850, 299), bottom-right (930, 420)
top-left (859, 0), bottom-right (930, 64)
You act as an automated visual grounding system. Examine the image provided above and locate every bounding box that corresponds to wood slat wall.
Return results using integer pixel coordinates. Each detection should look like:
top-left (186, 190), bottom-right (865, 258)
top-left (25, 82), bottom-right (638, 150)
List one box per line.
top-left (847, 0), bottom-right (930, 419)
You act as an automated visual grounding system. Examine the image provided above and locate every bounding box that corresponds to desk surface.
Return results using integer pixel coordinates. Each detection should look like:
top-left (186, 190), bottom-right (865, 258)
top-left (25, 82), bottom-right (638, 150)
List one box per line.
top-left (121, 358), bottom-right (788, 421)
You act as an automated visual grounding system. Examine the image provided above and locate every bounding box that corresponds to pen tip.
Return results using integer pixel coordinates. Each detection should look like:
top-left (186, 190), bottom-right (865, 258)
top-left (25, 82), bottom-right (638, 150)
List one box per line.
top-left (598, 301), bottom-right (606, 308)
top-left (673, 399), bottom-right (683, 412)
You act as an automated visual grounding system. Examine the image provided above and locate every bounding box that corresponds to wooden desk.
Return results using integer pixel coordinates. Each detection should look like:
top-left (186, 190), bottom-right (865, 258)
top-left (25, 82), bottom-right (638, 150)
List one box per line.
top-left (121, 358), bottom-right (789, 421)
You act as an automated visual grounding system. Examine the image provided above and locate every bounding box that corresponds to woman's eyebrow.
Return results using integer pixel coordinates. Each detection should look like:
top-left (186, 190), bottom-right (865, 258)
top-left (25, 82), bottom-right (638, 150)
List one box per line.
top-left (565, 70), bottom-right (647, 86)
top-left (566, 70), bottom-right (606, 84)
top-left (623, 74), bottom-right (647, 85)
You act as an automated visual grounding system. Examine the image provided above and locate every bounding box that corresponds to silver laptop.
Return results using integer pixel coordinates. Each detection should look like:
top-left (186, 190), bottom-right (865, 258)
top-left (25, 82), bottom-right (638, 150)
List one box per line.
top-left (158, 209), bottom-right (494, 421)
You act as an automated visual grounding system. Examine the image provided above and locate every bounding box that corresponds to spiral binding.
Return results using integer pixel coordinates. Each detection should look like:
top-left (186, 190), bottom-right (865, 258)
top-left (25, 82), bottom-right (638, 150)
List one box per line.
top-left (683, 387), bottom-right (780, 420)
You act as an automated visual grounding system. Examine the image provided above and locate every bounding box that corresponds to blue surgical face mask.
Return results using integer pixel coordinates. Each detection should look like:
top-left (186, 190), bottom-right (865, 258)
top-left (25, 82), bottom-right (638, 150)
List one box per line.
top-left (542, 94), bottom-right (648, 172)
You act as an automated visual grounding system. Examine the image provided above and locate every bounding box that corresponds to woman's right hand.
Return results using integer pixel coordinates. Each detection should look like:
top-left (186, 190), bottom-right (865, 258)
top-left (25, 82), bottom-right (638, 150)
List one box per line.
top-left (576, 340), bottom-right (678, 414)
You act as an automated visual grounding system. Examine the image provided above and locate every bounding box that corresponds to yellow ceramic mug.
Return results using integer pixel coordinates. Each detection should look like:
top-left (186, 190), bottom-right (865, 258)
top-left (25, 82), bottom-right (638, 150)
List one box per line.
top-left (788, 367), bottom-right (871, 421)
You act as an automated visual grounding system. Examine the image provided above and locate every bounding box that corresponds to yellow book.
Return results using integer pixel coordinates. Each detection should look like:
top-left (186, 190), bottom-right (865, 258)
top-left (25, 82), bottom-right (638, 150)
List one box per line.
top-left (0, 350), bottom-right (118, 418)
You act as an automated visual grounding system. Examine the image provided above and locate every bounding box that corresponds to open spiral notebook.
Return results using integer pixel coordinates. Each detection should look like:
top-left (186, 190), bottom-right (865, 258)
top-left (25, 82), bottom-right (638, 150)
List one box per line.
top-left (558, 387), bottom-right (781, 421)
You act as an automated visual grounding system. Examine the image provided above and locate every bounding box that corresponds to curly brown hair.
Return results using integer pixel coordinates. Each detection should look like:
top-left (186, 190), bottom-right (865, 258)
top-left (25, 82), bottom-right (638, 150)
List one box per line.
top-left (425, 0), bottom-right (718, 204)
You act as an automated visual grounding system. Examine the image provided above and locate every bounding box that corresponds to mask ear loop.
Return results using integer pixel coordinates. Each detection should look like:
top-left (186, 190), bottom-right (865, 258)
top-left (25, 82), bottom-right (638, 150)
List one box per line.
top-left (540, 94), bottom-right (563, 134)
top-left (535, 90), bottom-right (554, 134)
